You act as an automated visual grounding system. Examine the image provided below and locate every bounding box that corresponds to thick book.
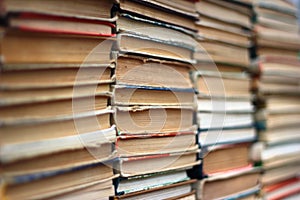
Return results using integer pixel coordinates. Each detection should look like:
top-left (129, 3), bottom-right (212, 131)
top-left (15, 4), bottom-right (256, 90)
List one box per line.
top-left (201, 143), bottom-right (252, 175)
top-left (116, 0), bottom-right (197, 33)
top-left (261, 163), bottom-right (300, 187)
top-left (0, 65), bottom-right (113, 89)
top-left (196, 167), bottom-right (261, 200)
top-left (0, 83), bottom-right (112, 107)
top-left (193, 71), bottom-right (251, 98)
top-left (47, 179), bottom-right (115, 200)
top-left (263, 177), bottom-right (300, 200)
top-left (250, 142), bottom-right (300, 169)
top-left (116, 32), bottom-right (195, 63)
top-left (116, 13), bottom-right (197, 49)
top-left (114, 105), bottom-right (195, 134)
top-left (198, 112), bottom-right (254, 130)
top-left (195, 20), bottom-right (252, 48)
top-left (115, 179), bottom-right (197, 200)
top-left (0, 95), bottom-right (110, 125)
top-left (115, 170), bottom-right (191, 195)
top-left (195, 0), bottom-right (252, 29)
top-left (199, 126), bottom-right (256, 146)
top-left (194, 40), bottom-right (250, 67)
top-left (117, 150), bottom-right (200, 177)
top-left (197, 96), bottom-right (253, 113)
top-left (0, 0), bottom-right (117, 21)
top-left (112, 85), bottom-right (195, 106)
top-left (2, 162), bottom-right (117, 200)
top-left (116, 131), bottom-right (197, 157)
top-left (115, 55), bottom-right (194, 89)
top-left (0, 29), bottom-right (115, 65)
top-left (255, 25), bottom-right (300, 51)
top-left (0, 123), bottom-right (116, 164)
top-left (5, 12), bottom-right (116, 37)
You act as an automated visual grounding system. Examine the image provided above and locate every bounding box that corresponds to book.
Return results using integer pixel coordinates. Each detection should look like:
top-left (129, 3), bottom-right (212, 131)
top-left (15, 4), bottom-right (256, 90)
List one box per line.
top-left (115, 170), bottom-right (191, 195)
top-left (201, 143), bottom-right (252, 175)
top-left (196, 0), bottom-right (252, 28)
top-left (198, 112), bottom-right (254, 130)
top-left (115, 179), bottom-right (197, 200)
top-left (115, 106), bottom-right (195, 134)
top-left (263, 177), bottom-right (300, 200)
top-left (115, 0), bottom-right (198, 33)
top-left (199, 127), bottom-right (256, 146)
top-left (0, 125), bottom-right (116, 164)
top-left (117, 151), bottom-right (200, 177)
top-left (116, 131), bottom-right (198, 157)
top-left (47, 180), bottom-right (115, 200)
top-left (5, 12), bottom-right (116, 37)
top-left (193, 71), bottom-right (251, 98)
top-left (0, 29), bottom-right (114, 65)
top-left (115, 55), bottom-right (194, 89)
top-left (0, 0), bottom-right (117, 21)
top-left (194, 40), bottom-right (251, 67)
top-left (2, 163), bottom-right (117, 200)
top-left (116, 32), bottom-right (194, 63)
top-left (196, 167), bottom-right (261, 200)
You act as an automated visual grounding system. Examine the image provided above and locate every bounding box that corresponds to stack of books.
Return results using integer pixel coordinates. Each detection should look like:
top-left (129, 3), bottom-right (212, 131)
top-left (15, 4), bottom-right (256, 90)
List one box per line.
top-left (193, 0), bottom-right (261, 199)
top-left (251, 0), bottom-right (300, 199)
top-left (112, 0), bottom-right (201, 199)
top-left (0, 0), bottom-right (118, 199)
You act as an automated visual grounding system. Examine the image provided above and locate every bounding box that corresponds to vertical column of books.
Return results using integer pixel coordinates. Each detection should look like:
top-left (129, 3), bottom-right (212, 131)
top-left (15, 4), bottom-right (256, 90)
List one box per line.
top-left (251, 0), bottom-right (300, 199)
top-left (111, 0), bottom-right (201, 199)
top-left (0, 0), bottom-right (118, 199)
top-left (193, 0), bottom-right (261, 199)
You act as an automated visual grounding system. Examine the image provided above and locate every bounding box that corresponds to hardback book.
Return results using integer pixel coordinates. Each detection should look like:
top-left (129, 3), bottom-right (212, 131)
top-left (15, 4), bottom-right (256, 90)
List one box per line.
top-left (115, 179), bottom-right (197, 200)
top-left (0, 0), bottom-right (117, 21)
top-left (261, 163), bottom-right (300, 188)
top-left (116, 13), bottom-right (197, 50)
top-left (46, 179), bottom-right (115, 200)
top-left (195, 0), bottom-right (252, 29)
top-left (115, 0), bottom-right (198, 33)
top-left (0, 96), bottom-right (110, 125)
top-left (201, 143), bottom-right (253, 175)
top-left (4, 13), bottom-right (116, 37)
top-left (197, 97), bottom-right (253, 113)
top-left (114, 106), bottom-right (195, 135)
top-left (116, 32), bottom-right (195, 63)
top-left (199, 126), bottom-right (256, 146)
top-left (254, 6), bottom-right (298, 33)
top-left (1, 162), bottom-right (117, 200)
top-left (116, 131), bottom-right (197, 157)
top-left (0, 29), bottom-right (115, 65)
top-left (253, 0), bottom-right (297, 16)
top-left (193, 71), bottom-right (251, 98)
top-left (255, 25), bottom-right (300, 50)
top-left (115, 55), bottom-right (194, 89)
top-left (194, 40), bottom-right (250, 67)
top-left (195, 20), bottom-right (252, 48)
top-left (112, 85), bottom-right (195, 106)
top-left (0, 106), bottom-right (112, 149)
top-left (0, 124), bottom-right (116, 164)
top-left (0, 83), bottom-right (112, 106)
top-left (198, 112), bottom-right (254, 130)
top-left (117, 150), bottom-right (200, 177)
top-left (250, 142), bottom-right (300, 169)
top-left (115, 170), bottom-right (191, 195)
top-left (196, 167), bottom-right (261, 200)
top-left (263, 177), bottom-right (300, 200)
